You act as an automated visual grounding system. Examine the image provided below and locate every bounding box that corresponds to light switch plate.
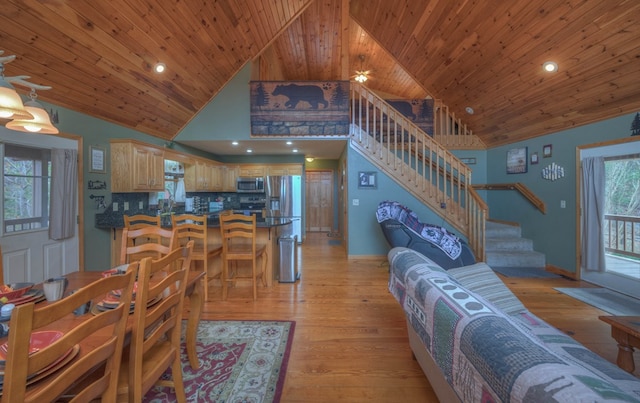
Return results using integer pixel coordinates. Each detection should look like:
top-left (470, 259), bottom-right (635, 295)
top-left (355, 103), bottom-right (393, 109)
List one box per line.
top-left (124, 202), bottom-right (129, 210)
top-left (113, 202), bottom-right (118, 211)
top-left (353, 199), bottom-right (359, 206)
top-left (139, 201), bottom-right (144, 209)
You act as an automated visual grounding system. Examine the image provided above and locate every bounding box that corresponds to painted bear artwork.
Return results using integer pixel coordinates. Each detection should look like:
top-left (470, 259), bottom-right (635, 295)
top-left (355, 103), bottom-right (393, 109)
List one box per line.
top-left (250, 81), bottom-right (349, 136)
top-left (271, 84), bottom-right (329, 109)
top-left (385, 99), bottom-right (435, 136)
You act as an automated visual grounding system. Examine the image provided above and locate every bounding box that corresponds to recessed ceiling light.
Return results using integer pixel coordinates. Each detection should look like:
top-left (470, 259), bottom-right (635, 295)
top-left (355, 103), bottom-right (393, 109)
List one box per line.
top-left (465, 107), bottom-right (474, 115)
top-left (231, 141), bottom-right (239, 146)
top-left (286, 141), bottom-right (293, 145)
top-left (246, 149), bottom-right (253, 153)
top-left (543, 61), bottom-right (558, 72)
top-left (292, 149), bottom-right (298, 153)
top-left (154, 63), bottom-right (166, 73)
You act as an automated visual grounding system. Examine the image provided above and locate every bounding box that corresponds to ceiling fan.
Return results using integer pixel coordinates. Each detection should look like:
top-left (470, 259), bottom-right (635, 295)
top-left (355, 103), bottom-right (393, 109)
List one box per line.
top-left (353, 55), bottom-right (371, 83)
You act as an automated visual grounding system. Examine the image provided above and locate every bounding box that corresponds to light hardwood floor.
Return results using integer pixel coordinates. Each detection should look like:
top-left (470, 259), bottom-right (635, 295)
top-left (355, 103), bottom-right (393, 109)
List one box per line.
top-left (198, 232), bottom-right (638, 402)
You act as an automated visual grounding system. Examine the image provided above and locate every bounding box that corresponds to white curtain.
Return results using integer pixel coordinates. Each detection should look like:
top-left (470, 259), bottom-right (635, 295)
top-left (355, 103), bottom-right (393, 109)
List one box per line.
top-left (50, 148), bottom-right (78, 240)
top-left (581, 156), bottom-right (606, 272)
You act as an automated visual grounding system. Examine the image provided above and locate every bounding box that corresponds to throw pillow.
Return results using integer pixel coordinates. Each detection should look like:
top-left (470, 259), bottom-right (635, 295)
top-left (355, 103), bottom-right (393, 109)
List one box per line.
top-left (448, 262), bottom-right (527, 315)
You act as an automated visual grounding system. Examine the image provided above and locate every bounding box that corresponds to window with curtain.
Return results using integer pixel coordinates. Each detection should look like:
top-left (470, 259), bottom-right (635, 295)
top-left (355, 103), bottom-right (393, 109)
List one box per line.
top-left (3, 144), bottom-right (51, 233)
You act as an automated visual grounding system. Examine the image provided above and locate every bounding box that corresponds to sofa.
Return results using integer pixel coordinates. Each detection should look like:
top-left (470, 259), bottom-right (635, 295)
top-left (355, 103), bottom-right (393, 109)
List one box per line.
top-left (388, 247), bottom-right (640, 402)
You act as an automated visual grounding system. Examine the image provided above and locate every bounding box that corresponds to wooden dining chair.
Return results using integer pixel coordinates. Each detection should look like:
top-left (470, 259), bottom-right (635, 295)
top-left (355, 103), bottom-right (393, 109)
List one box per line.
top-left (2, 264), bottom-right (137, 402)
top-left (219, 213), bottom-right (267, 300)
top-left (123, 213), bottom-right (161, 230)
top-left (117, 241), bottom-right (193, 402)
top-left (119, 226), bottom-right (177, 265)
top-left (171, 213), bottom-right (222, 301)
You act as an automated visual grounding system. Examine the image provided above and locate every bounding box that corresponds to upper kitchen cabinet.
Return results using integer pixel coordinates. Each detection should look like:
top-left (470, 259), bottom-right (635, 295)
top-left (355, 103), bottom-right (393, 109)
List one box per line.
top-left (111, 140), bottom-right (164, 192)
top-left (267, 164), bottom-right (303, 176)
top-left (222, 165), bottom-right (239, 192)
top-left (239, 165), bottom-right (265, 178)
top-left (185, 157), bottom-right (222, 191)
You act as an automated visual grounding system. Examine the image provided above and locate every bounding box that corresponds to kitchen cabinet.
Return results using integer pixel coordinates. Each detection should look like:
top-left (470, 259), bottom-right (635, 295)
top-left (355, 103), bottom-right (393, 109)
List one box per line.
top-left (185, 158), bottom-right (222, 191)
top-left (239, 165), bottom-right (265, 178)
top-left (222, 165), bottom-right (239, 191)
top-left (111, 140), bottom-right (164, 192)
top-left (267, 164), bottom-right (303, 176)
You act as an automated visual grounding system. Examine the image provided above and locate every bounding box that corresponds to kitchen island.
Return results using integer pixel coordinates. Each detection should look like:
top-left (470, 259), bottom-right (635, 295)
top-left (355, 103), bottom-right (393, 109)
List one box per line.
top-left (100, 215), bottom-right (292, 287)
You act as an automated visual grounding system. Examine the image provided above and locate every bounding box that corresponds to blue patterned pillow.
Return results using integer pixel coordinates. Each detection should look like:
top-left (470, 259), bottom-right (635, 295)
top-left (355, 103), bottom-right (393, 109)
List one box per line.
top-left (448, 262), bottom-right (527, 315)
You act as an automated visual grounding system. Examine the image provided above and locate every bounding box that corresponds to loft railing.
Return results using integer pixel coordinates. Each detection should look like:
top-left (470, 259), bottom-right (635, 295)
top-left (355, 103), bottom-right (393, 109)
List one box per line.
top-left (349, 83), bottom-right (486, 261)
top-left (604, 214), bottom-right (640, 259)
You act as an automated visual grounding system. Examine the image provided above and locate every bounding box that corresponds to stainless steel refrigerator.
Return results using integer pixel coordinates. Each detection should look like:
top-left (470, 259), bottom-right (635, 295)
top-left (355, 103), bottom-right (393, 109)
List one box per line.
top-left (266, 175), bottom-right (302, 243)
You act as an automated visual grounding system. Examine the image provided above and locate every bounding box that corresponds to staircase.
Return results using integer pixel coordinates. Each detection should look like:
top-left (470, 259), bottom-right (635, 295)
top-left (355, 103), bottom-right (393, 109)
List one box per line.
top-left (485, 221), bottom-right (545, 268)
top-left (349, 83), bottom-right (488, 260)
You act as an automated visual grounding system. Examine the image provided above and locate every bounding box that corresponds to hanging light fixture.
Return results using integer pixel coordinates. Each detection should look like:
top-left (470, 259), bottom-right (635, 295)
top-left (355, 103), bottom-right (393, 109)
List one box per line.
top-left (6, 88), bottom-right (59, 134)
top-left (354, 55), bottom-right (368, 83)
top-left (0, 52), bottom-right (33, 120)
top-left (0, 50), bottom-right (58, 133)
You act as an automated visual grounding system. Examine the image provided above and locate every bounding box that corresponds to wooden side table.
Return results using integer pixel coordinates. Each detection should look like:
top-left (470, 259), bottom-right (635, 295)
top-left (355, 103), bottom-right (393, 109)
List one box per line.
top-left (599, 315), bottom-right (640, 373)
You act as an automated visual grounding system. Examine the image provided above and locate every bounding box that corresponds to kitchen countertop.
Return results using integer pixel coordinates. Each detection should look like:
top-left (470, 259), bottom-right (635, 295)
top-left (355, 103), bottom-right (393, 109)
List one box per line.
top-left (96, 212), bottom-right (292, 229)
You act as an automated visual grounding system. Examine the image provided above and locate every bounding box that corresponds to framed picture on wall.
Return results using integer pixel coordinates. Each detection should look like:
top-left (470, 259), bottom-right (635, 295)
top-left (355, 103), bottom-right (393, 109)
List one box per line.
top-left (543, 144), bottom-right (552, 158)
top-left (358, 171), bottom-right (377, 189)
top-left (89, 145), bottom-right (106, 174)
top-left (531, 152), bottom-right (539, 165)
top-left (506, 147), bottom-right (528, 174)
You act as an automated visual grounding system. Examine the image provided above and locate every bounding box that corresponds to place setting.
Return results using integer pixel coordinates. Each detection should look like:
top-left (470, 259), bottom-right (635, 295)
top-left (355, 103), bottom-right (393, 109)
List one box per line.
top-left (91, 267), bottom-right (160, 315)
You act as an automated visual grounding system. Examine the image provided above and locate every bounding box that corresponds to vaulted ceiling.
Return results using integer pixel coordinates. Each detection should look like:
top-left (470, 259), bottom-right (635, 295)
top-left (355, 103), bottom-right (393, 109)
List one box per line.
top-left (1, 0), bottom-right (638, 153)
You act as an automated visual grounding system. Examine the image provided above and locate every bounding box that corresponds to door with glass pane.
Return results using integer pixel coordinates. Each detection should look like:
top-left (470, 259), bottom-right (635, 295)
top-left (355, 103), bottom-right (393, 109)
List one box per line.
top-left (0, 129), bottom-right (79, 283)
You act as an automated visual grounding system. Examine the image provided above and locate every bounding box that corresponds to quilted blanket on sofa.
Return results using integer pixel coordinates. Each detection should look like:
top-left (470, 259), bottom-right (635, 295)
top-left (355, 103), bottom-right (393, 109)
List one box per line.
top-left (388, 248), bottom-right (640, 402)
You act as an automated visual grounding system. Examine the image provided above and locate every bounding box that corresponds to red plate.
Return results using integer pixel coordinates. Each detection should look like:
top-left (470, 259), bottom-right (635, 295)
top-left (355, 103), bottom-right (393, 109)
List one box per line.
top-left (0, 330), bottom-right (63, 361)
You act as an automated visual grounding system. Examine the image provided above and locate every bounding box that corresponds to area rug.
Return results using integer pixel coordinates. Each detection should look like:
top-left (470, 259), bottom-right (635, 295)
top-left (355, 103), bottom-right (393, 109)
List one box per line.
top-left (554, 287), bottom-right (640, 316)
top-left (491, 266), bottom-right (562, 278)
top-left (144, 320), bottom-right (295, 403)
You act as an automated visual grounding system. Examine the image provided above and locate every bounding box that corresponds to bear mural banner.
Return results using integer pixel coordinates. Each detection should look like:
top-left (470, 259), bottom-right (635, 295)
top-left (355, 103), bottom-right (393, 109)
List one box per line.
top-left (385, 99), bottom-right (435, 136)
top-left (250, 81), bottom-right (350, 136)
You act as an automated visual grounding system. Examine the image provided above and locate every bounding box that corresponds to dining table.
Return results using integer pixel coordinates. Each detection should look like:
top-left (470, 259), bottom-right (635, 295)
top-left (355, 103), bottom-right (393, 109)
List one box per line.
top-left (0, 268), bottom-right (205, 400)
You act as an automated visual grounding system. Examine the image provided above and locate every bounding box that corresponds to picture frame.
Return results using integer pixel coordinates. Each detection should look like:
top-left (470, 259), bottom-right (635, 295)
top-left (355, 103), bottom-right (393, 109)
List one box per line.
top-left (89, 145), bottom-right (106, 174)
top-left (460, 157), bottom-right (476, 165)
top-left (543, 144), bottom-right (552, 158)
top-left (530, 152), bottom-right (539, 165)
top-left (358, 171), bottom-right (377, 189)
top-left (506, 147), bottom-right (528, 174)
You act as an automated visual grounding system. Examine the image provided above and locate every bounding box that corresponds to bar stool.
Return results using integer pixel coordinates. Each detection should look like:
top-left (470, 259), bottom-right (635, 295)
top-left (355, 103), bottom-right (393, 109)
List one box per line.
top-left (123, 213), bottom-right (161, 230)
top-left (219, 213), bottom-right (267, 300)
top-left (171, 214), bottom-right (222, 301)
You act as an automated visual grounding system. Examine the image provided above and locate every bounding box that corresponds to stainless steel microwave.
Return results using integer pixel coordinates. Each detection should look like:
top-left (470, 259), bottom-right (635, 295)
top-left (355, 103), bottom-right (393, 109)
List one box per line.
top-left (236, 177), bottom-right (265, 193)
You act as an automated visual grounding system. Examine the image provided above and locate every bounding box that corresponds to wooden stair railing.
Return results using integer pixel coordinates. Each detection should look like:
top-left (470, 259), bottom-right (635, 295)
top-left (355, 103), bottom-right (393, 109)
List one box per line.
top-left (472, 183), bottom-right (546, 214)
top-left (349, 83), bottom-right (486, 261)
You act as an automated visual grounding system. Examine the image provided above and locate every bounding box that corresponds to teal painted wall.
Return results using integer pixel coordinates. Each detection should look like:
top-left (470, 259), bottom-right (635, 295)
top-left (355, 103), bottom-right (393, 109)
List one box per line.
top-left (485, 112), bottom-right (638, 272)
top-left (40, 102), bottom-right (210, 271)
top-left (346, 147), bottom-right (465, 256)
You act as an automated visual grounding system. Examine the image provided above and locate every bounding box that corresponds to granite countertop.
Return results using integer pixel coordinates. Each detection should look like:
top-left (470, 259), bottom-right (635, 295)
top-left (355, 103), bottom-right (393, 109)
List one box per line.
top-left (95, 212), bottom-right (292, 229)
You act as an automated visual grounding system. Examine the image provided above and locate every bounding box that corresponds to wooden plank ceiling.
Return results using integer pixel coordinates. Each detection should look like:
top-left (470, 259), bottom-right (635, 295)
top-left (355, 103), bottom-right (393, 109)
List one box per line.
top-left (0, 0), bottom-right (638, 149)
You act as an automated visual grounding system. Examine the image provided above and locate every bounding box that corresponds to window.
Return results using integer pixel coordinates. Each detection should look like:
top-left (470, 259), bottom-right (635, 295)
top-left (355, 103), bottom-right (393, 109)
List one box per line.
top-left (3, 144), bottom-right (51, 233)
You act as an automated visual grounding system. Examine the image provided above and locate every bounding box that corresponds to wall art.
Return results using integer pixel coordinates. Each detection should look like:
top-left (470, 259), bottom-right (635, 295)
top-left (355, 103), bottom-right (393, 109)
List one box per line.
top-left (358, 171), bottom-right (377, 189)
top-left (89, 145), bottom-right (106, 173)
top-left (506, 147), bottom-right (528, 174)
top-left (541, 162), bottom-right (565, 181)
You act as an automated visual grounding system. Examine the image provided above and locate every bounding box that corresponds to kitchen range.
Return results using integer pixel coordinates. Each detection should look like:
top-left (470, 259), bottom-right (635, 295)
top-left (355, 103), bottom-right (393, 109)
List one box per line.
top-left (234, 196), bottom-right (267, 218)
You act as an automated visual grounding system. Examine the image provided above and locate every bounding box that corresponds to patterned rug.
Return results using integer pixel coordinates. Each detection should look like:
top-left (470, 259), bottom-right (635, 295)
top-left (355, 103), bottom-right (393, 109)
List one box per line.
top-left (144, 320), bottom-right (295, 403)
top-left (554, 287), bottom-right (640, 315)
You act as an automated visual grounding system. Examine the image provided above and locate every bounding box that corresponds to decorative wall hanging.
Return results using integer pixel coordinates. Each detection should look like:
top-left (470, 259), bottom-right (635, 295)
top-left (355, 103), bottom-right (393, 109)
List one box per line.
top-left (250, 81), bottom-right (349, 136)
top-left (631, 112), bottom-right (640, 136)
top-left (541, 162), bottom-right (565, 181)
top-left (384, 99), bottom-right (434, 136)
top-left (358, 171), bottom-right (377, 189)
top-left (530, 152), bottom-right (539, 165)
top-left (543, 144), bottom-right (552, 157)
top-left (506, 147), bottom-right (528, 174)
top-left (89, 145), bottom-right (106, 173)
top-left (88, 180), bottom-right (106, 190)
top-left (89, 194), bottom-right (106, 210)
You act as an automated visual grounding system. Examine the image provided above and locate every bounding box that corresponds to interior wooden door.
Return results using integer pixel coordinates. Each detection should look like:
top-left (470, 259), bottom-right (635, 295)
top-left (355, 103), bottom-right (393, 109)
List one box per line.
top-left (305, 171), bottom-right (333, 232)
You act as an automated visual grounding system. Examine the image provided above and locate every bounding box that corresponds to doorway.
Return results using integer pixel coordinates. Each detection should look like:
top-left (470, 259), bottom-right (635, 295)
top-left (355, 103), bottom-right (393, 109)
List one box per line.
top-left (579, 138), bottom-right (640, 298)
top-left (305, 170), bottom-right (333, 232)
